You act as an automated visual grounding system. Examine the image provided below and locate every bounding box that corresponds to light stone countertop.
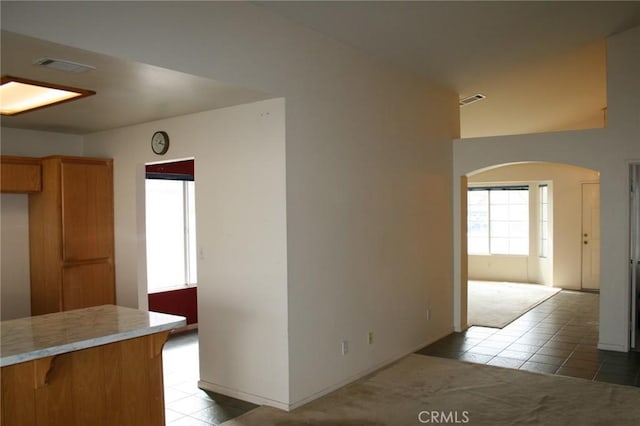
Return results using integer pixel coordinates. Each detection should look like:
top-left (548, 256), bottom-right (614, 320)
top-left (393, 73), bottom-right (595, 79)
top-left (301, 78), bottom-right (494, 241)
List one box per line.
top-left (0, 304), bottom-right (186, 367)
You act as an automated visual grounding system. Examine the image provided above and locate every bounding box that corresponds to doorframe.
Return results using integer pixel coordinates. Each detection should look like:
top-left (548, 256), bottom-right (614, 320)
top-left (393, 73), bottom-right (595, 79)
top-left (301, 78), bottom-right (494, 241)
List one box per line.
top-left (455, 163), bottom-right (603, 332)
top-left (630, 163), bottom-right (640, 349)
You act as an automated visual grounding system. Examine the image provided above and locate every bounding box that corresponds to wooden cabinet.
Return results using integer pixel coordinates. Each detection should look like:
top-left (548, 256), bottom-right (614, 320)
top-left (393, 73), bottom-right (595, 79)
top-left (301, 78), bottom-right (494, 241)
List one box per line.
top-left (29, 156), bottom-right (115, 315)
top-left (1, 332), bottom-right (169, 426)
top-left (0, 156), bottom-right (42, 193)
top-left (1, 306), bottom-right (185, 426)
top-left (0, 331), bottom-right (169, 426)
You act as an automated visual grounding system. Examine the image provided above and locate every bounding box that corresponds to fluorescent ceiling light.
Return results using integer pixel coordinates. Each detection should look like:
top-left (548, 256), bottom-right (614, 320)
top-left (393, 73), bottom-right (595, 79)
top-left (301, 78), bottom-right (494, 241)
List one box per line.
top-left (0, 76), bottom-right (95, 116)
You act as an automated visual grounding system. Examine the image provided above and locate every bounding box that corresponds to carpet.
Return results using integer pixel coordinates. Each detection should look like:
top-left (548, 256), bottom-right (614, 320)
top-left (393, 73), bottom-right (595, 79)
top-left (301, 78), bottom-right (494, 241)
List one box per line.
top-left (468, 280), bottom-right (561, 328)
top-left (221, 354), bottom-right (640, 426)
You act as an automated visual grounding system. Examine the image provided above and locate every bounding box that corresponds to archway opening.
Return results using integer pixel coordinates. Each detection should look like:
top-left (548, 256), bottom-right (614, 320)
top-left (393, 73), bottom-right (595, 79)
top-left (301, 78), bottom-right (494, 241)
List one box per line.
top-left (462, 161), bottom-right (601, 329)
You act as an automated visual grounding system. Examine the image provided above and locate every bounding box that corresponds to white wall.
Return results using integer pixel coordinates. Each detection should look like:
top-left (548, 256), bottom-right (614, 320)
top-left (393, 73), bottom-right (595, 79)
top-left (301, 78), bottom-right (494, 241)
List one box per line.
top-left (82, 99), bottom-right (290, 406)
top-left (468, 163), bottom-right (599, 289)
top-left (2, 2), bottom-right (459, 408)
top-left (0, 127), bottom-right (84, 157)
top-left (453, 26), bottom-right (640, 352)
top-left (0, 128), bottom-right (83, 320)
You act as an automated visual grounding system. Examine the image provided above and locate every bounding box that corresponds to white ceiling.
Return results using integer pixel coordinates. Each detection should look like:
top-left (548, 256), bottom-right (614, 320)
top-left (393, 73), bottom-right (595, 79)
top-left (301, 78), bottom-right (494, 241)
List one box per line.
top-left (2, 2), bottom-right (640, 137)
top-left (0, 31), bottom-right (271, 135)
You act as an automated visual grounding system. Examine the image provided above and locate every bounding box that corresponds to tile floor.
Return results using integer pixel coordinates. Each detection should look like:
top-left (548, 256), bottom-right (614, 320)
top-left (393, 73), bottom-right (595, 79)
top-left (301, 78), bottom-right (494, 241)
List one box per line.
top-left (417, 290), bottom-right (640, 386)
top-left (162, 330), bottom-right (257, 426)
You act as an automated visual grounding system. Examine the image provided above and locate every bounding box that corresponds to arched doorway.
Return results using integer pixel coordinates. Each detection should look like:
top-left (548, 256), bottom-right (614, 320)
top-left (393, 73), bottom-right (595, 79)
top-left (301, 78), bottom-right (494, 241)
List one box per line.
top-left (456, 161), bottom-right (600, 330)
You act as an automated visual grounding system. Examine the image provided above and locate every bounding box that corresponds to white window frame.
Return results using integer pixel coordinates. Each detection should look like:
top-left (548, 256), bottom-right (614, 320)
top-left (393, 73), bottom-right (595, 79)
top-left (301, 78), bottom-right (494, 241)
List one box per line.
top-left (145, 177), bottom-right (197, 293)
top-left (467, 185), bottom-right (530, 256)
top-left (539, 184), bottom-right (549, 258)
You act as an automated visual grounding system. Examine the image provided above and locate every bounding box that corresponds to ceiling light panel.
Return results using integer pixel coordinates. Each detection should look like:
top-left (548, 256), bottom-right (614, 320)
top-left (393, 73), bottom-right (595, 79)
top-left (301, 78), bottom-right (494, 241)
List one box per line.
top-left (0, 76), bottom-right (95, 116)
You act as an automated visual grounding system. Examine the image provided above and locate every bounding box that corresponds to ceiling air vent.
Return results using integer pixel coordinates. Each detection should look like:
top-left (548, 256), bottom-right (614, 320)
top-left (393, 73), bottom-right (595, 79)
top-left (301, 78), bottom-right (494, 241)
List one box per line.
top-left (33, 57), bottom-right (95, 73)
top-left (459, 93), bottom-right (486, 107)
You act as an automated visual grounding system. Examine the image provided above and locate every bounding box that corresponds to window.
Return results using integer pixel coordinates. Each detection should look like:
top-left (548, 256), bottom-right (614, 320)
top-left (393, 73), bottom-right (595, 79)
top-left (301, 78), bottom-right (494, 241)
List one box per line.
top-left (468, 190), bottom-right (489, 254)
top-left (539, 184), bottom-right (549, 258)
top-left (468, 186), bottom-right (529, 255)
top-left (145, 168), bottom-right (197, 293)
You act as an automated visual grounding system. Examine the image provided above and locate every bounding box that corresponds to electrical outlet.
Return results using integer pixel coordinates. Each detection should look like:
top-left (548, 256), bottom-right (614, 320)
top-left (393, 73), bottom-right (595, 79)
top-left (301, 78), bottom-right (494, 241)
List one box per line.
top-left (341, 340), bottom-right (349, 355)
top-left (368, 331), bottom-right (374, 345)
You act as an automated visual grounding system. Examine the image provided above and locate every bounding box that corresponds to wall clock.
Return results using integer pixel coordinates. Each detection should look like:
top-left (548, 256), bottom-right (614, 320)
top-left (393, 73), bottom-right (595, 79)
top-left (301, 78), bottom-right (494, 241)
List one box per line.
top-left (151, 131), bottom-right (170, 155)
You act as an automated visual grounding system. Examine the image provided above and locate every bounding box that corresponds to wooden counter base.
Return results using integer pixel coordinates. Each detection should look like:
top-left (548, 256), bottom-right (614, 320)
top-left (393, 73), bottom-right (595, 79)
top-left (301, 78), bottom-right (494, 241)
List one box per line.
top-left (1, 331), bottom-right (169, 426)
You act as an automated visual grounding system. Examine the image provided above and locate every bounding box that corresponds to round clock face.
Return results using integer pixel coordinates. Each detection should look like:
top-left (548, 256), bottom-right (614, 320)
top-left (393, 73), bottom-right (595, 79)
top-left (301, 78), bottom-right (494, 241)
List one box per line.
top-left (151, 131), bottom-right (169, 155)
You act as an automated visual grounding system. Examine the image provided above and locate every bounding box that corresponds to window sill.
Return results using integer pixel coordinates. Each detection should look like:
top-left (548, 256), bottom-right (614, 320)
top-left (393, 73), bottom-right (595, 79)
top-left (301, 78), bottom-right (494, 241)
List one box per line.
top-left (147, 284), bottom-right (197, 295)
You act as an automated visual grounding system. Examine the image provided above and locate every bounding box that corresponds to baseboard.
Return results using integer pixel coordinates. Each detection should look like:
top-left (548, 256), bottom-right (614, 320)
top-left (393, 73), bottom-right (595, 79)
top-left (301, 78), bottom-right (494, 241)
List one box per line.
top-left (198, 334), bottom-right (453, 412)
top-left (597, 342), bottom-right (628, 352)
top-left (198, 359), bottom-right (406, 413)
top-left (455, 322), bottom-right (470, 333)
top-left (198, 380), bottom-right (290, 411)
top-left (288, 335), bottom-right (453, 410)
top-left (287, 356), bottom-right (403, 410)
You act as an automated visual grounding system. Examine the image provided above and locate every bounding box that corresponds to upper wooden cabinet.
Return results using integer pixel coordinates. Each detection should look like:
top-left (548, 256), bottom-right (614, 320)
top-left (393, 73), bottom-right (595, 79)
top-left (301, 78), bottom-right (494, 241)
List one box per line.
top-left (29, 156), bottom-right (115, 315)
top-left (0, 156), bottom-right (42, 193)
top-left (60, 161), bottom-right (114, 261)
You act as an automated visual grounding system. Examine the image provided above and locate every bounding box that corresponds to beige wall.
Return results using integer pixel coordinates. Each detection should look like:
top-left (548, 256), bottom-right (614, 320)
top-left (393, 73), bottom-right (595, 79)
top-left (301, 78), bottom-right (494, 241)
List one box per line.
top-left (1, 193), bottom-right (31, 320)
top-left (460, 40), bottom-right (607, 138)
top-left (468, 163), bottom-right (599, 289)
top-left (468, 254), bottom-right (532, 284)
top-left (453, 26), bottom-right (640, 351)
top-left (2, 1), bottom-right (458, 408)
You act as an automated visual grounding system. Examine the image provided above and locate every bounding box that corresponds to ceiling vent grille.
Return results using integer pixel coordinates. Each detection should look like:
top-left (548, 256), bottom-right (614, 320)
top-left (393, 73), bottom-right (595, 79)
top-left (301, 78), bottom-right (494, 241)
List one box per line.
top-left (459, 93), bottom-right (486, 107)
top-left (34, 57), bottom-right (95, 73)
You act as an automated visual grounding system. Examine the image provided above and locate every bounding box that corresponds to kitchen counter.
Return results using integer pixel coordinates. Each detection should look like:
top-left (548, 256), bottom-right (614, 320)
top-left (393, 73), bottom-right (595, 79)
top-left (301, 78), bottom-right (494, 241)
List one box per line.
top-left (0, 304), bottom-right (185, 367)
top-left (0, 305), bottom-right (186, 426)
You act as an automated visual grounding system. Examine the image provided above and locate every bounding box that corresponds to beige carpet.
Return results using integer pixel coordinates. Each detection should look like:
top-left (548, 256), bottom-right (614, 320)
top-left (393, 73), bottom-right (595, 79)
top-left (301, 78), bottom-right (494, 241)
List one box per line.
top-left (221, 354), bottom-right (640, 426)
top-left (468, 280), bottom-right (561, 328)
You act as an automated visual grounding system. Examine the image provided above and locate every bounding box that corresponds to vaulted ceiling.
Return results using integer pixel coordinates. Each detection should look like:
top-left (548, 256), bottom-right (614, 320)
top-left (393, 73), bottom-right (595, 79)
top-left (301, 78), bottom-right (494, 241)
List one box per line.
top-left (2, 1), bottom-right (639, 138)
top-left (257, 1), bottom-right (640, 137)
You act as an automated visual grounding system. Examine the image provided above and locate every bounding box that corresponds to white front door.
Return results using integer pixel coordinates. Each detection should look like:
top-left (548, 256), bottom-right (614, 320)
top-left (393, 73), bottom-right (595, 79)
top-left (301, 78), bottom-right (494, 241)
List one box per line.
top-left (581, 183), bottom-right (601, 290)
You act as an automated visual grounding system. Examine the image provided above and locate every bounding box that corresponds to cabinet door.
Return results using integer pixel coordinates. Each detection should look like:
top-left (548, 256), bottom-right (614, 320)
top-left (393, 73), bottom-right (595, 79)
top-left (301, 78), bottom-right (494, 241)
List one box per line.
top-left (1, 157), bottom-right (41, 193)
top-left (60, 161), bottom-right (114, 261)
top-left (62, 263), bottom-right (115, 310)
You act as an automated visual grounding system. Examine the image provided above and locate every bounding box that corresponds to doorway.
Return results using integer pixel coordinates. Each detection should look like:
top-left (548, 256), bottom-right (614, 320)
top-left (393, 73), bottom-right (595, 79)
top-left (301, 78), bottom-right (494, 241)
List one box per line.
top-left (145, 159), bottom-right (198, 327)
top-left (463, 162), bottom-right (601, 331)
top-left (581, 183), bottom-right (601, 291)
